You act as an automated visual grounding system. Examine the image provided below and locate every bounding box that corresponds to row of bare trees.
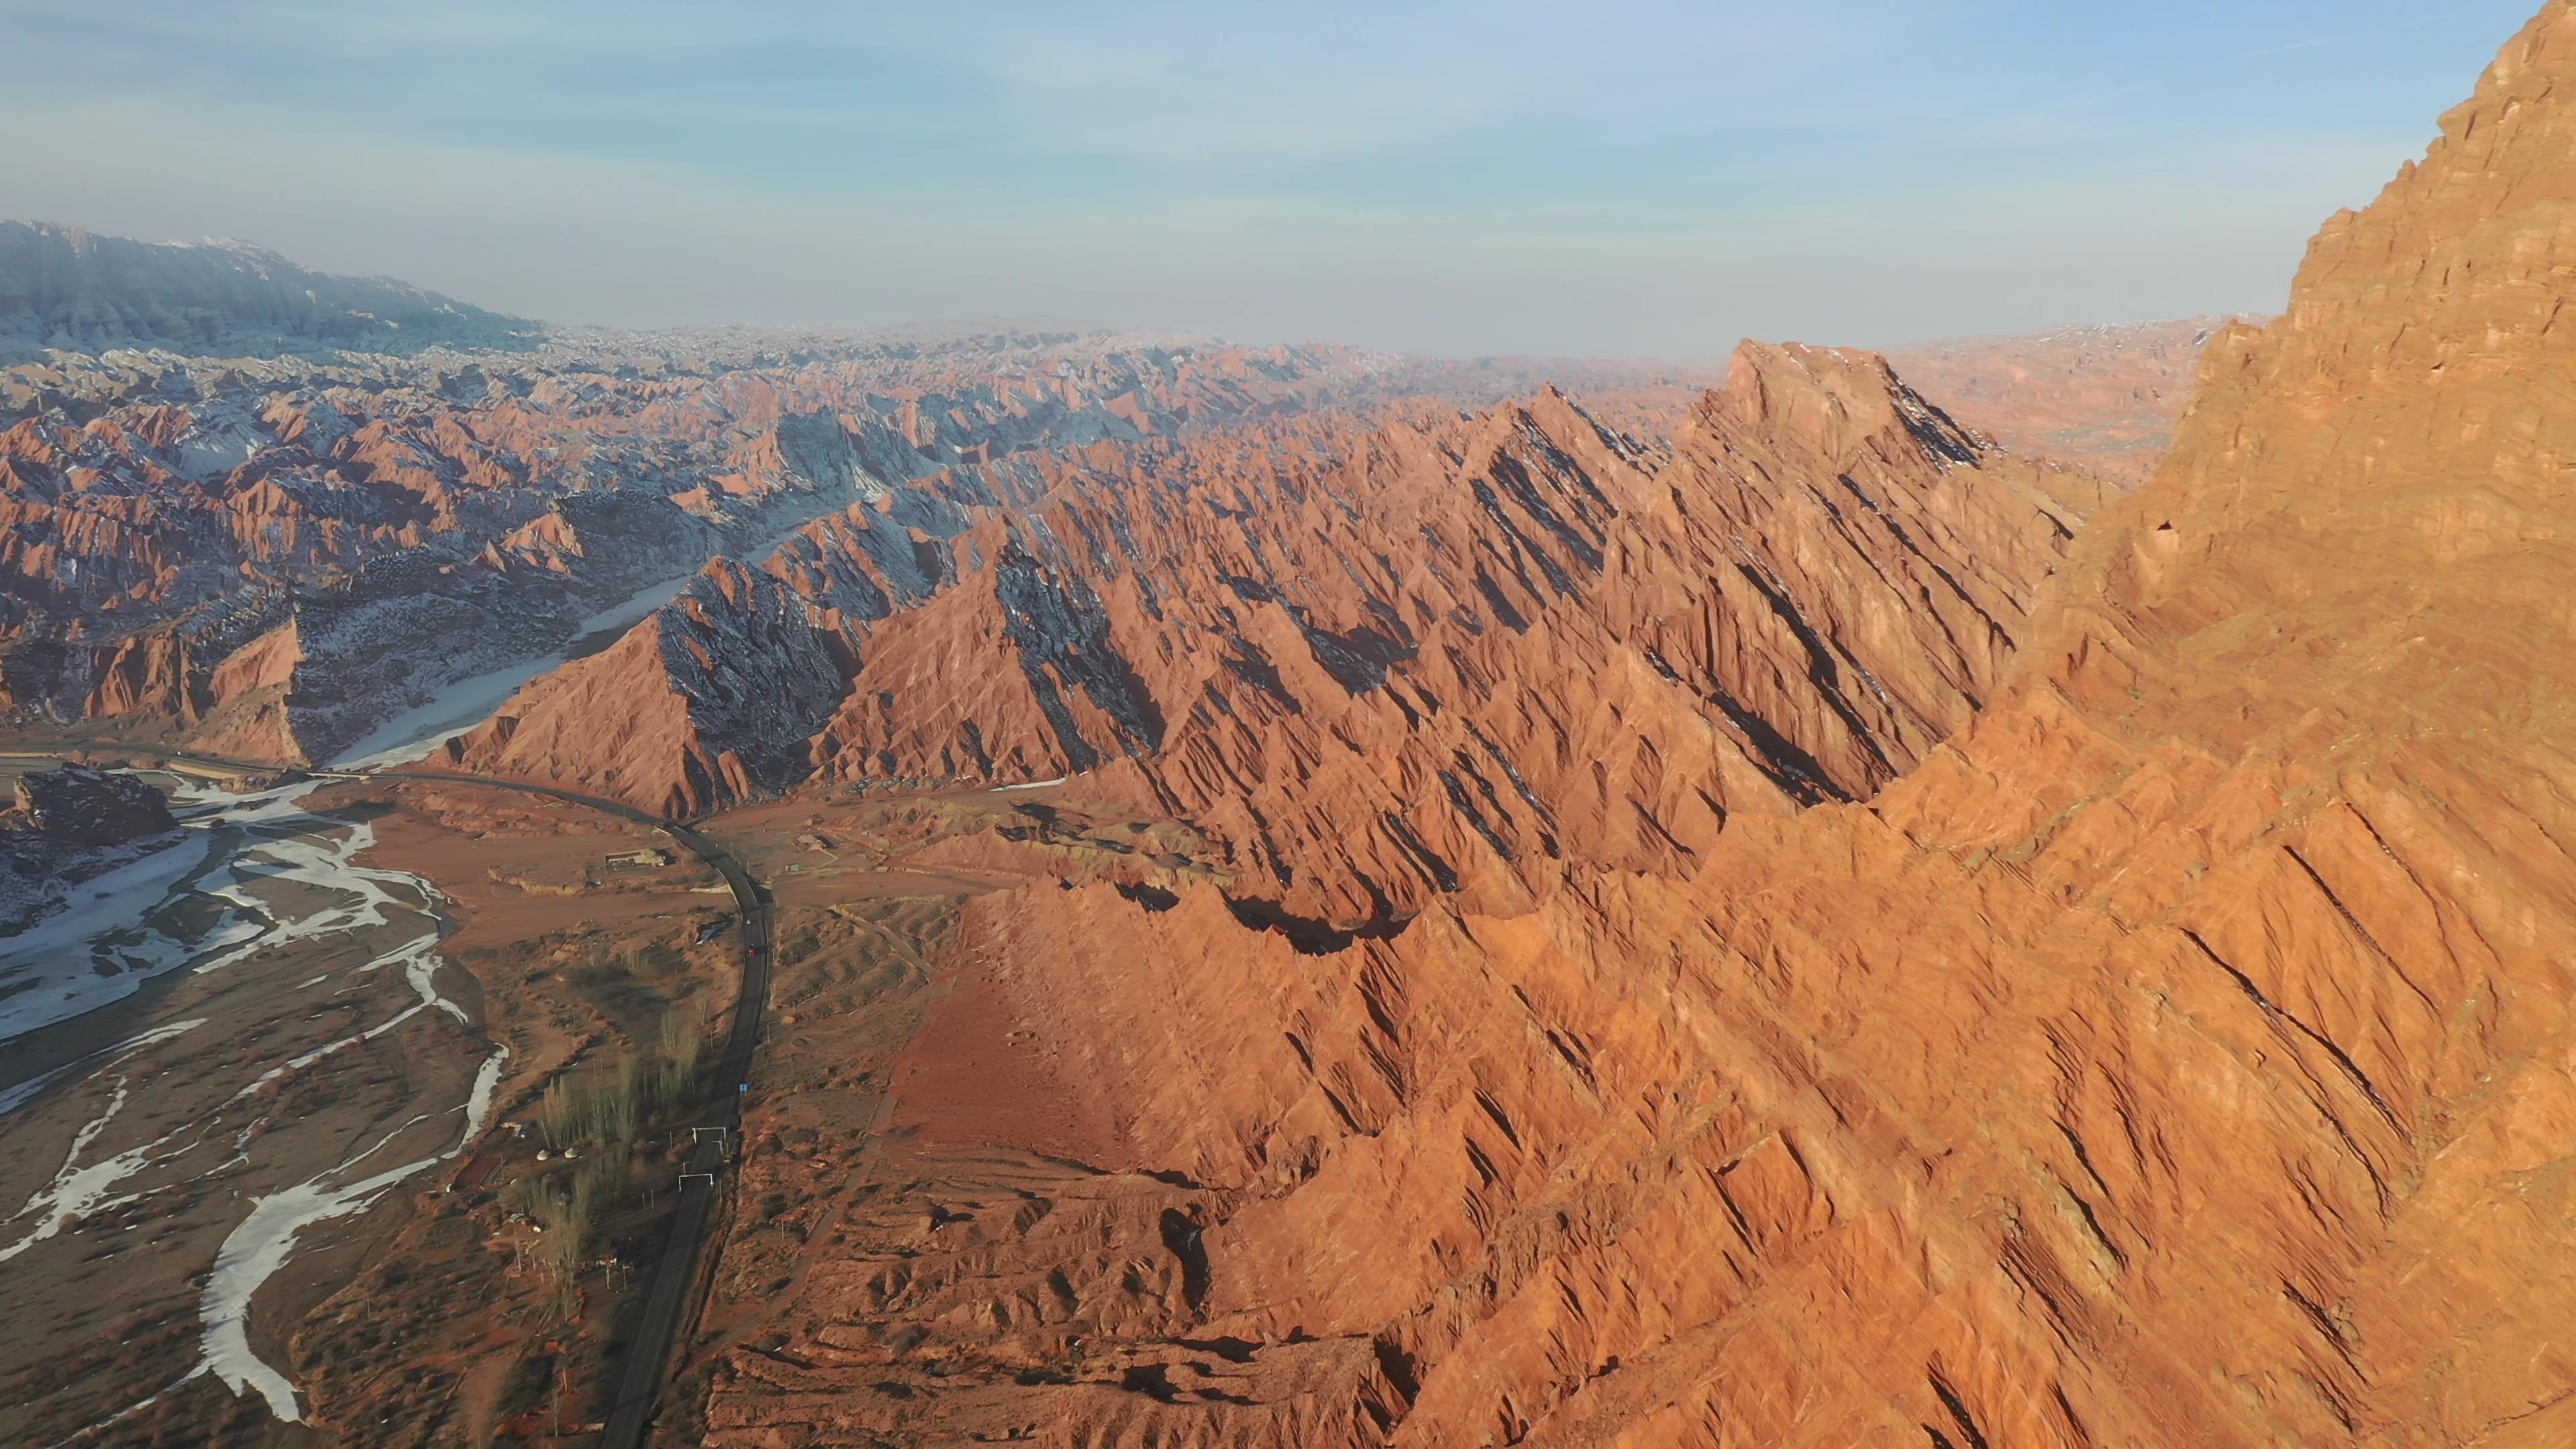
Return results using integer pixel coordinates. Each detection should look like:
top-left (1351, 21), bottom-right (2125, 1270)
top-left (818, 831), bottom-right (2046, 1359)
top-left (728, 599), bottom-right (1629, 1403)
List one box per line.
top-left (535, 1006), bottom-right (704, 1151)
top-left (513, 1005), bottom-right (707, 1317)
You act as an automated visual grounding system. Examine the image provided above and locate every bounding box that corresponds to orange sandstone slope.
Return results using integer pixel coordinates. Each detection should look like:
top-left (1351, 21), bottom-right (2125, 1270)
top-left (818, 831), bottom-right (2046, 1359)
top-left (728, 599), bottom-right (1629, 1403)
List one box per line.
top-left (1036, 343), bottom-right (2094, 920)
top-left (447, 556), bottom-right (862, 817)
top-left (451, 485), bottom-right (958, 816)
top-left (466, 344), bottom-right (2088, 896)
top-left (702, 5), bottom-right (2576, 1447)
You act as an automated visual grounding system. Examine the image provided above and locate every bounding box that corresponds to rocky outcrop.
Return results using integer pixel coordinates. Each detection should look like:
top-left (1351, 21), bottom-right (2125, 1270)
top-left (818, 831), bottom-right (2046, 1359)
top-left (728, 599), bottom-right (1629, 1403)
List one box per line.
top-left (10, 763), bottom-right (174, 844)
top-left (448, 472), bottom-right (997, 812)
top-left (703, 5), bottom-right (2576, 1446)
top-left (454, 554), bottom-right (876, 817)
top-left (0, 763), bottom-right (182, 936)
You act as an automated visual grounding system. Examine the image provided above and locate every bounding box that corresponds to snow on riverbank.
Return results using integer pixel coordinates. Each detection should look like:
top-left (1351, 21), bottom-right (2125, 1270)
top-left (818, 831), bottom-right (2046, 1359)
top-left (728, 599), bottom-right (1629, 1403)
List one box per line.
top-left (0, 1078), bottom-right (168, 1264)
top-left (330, 503), bottom-right (854, 771)
top-left (329, 572), bottom-right (690, 769)
top-left (0, 833), bottom-right (217, 1044)
top-left (201, 1046), bottom-right (502, 1424)
top-left (0, 780), bottom-right (423, 1048)
top-left (0, 775), bottom-right (508, 1426)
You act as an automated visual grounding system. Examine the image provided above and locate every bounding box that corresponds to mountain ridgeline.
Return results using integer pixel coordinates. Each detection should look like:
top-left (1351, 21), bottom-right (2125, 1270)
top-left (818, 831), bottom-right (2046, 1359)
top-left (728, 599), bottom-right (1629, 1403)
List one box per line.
top-left (6, 3), bottom-right (2565, 1442)
top-left (454, 342), bottom-right (2100, 923)
top-left (679, 6), bottom-right (2576, 1446)
top-left (0, 221), bottom-right (541, 358)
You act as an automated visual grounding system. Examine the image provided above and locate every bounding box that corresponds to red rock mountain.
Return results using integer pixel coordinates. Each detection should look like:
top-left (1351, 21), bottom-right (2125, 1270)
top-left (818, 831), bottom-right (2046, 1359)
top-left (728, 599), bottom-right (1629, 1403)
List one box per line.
top-left (0, 331), bottom-right (1399, 764)
top-left (462, 344), bottom-right (2097, 928)
top-left (447, 490), bottom-right (953, 817)
top-left (683, 4), bottom-right (2576, 1446)
top-left (0, 294), bottom-right (2214, 773)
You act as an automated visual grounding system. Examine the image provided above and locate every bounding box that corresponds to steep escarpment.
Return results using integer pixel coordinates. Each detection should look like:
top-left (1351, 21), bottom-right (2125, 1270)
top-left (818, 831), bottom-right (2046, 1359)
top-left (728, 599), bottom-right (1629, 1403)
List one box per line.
top-left (700, 5), bottom-right (2576, 1447)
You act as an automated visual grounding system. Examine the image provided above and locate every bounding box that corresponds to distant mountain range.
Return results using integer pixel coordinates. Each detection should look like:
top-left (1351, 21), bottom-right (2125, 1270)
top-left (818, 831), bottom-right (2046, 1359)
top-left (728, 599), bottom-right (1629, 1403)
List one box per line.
top-left (0, 221), bottom-right (540, 359)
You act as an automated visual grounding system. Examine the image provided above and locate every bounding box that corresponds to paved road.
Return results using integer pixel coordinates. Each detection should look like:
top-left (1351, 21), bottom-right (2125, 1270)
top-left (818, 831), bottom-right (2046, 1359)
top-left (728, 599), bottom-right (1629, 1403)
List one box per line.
top-left (3, 744), bottom-right (771, 1448)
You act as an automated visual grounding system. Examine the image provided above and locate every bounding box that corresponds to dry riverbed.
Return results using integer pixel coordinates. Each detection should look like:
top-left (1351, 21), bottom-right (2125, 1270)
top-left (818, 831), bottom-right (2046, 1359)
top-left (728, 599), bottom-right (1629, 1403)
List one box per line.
top-left (0, 777), bottom-right (741, 1446)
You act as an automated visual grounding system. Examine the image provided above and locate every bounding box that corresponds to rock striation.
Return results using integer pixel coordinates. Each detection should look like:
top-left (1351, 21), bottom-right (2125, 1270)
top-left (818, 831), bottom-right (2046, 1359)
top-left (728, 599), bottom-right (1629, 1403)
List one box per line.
top-left (698, 5), bottom-right (2576, 1446)
top-left (468, 344), bottom-right (2094, 936)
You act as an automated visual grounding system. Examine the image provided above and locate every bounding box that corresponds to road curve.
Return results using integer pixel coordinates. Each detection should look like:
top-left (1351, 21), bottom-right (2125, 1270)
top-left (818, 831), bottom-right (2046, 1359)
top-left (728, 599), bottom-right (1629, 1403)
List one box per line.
top-left (0, 744), bottom-right (770, 1448)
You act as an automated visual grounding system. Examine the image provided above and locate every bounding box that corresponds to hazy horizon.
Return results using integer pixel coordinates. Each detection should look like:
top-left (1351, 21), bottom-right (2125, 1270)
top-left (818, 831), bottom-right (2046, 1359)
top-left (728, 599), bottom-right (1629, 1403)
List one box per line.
top-left (0, 0), bottom-right (2540, 356)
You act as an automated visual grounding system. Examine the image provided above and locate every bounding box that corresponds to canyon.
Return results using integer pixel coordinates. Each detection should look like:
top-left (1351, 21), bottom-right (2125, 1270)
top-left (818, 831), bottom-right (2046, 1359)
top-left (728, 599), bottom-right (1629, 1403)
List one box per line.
top-left (3, 2), bottom-right (2571, 1446)
top-left (0, 321), bottom-right (1413, 769)
top-left (0, 277), bottom-right (2203, 790)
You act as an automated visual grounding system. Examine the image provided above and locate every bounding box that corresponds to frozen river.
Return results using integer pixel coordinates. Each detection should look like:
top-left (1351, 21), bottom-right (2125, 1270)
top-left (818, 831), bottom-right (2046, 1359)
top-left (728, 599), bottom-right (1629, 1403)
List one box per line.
top-left (0, 779), bottom-right (505, 1434)
top-left (0, 505), bottom-right (844, 1436)
top-left (329, 572), bottom-right (694, 769)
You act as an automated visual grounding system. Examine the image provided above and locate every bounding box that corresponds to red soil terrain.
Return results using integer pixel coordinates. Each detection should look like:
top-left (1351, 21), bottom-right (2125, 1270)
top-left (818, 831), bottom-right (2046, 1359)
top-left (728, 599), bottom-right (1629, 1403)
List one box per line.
top-left (672, 5), bottom-right (2576, 1446)
top-left (11, 9), bottom-right (2564, 1448)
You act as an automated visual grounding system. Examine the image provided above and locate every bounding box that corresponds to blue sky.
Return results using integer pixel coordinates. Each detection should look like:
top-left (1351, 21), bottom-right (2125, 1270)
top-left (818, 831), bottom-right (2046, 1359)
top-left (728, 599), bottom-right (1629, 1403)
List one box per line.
top-left (0, 1), bottom-right (2544, 354)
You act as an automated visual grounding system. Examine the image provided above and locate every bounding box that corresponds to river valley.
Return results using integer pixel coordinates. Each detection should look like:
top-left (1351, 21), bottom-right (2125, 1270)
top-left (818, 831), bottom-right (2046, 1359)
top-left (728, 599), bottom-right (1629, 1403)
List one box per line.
top-left (0, 777), bottom-right (504, 1444)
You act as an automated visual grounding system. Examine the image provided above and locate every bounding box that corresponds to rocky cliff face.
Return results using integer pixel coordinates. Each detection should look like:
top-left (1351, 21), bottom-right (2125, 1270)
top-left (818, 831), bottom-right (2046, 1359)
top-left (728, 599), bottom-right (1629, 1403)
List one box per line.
top-left (697, 5), bottom-right (2576, 1446)
top-left (452, 547), bottom-right (905, 818)
top-left (0, 763), bottom-right (181, 935)
top-left (9, 763), bottom-right (174, 845)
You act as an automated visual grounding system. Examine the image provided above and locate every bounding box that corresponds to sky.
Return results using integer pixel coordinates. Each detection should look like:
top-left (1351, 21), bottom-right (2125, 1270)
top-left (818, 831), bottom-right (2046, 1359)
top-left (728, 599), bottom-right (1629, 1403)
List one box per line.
top-left (0, 1), bottom-right (2546, 356)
